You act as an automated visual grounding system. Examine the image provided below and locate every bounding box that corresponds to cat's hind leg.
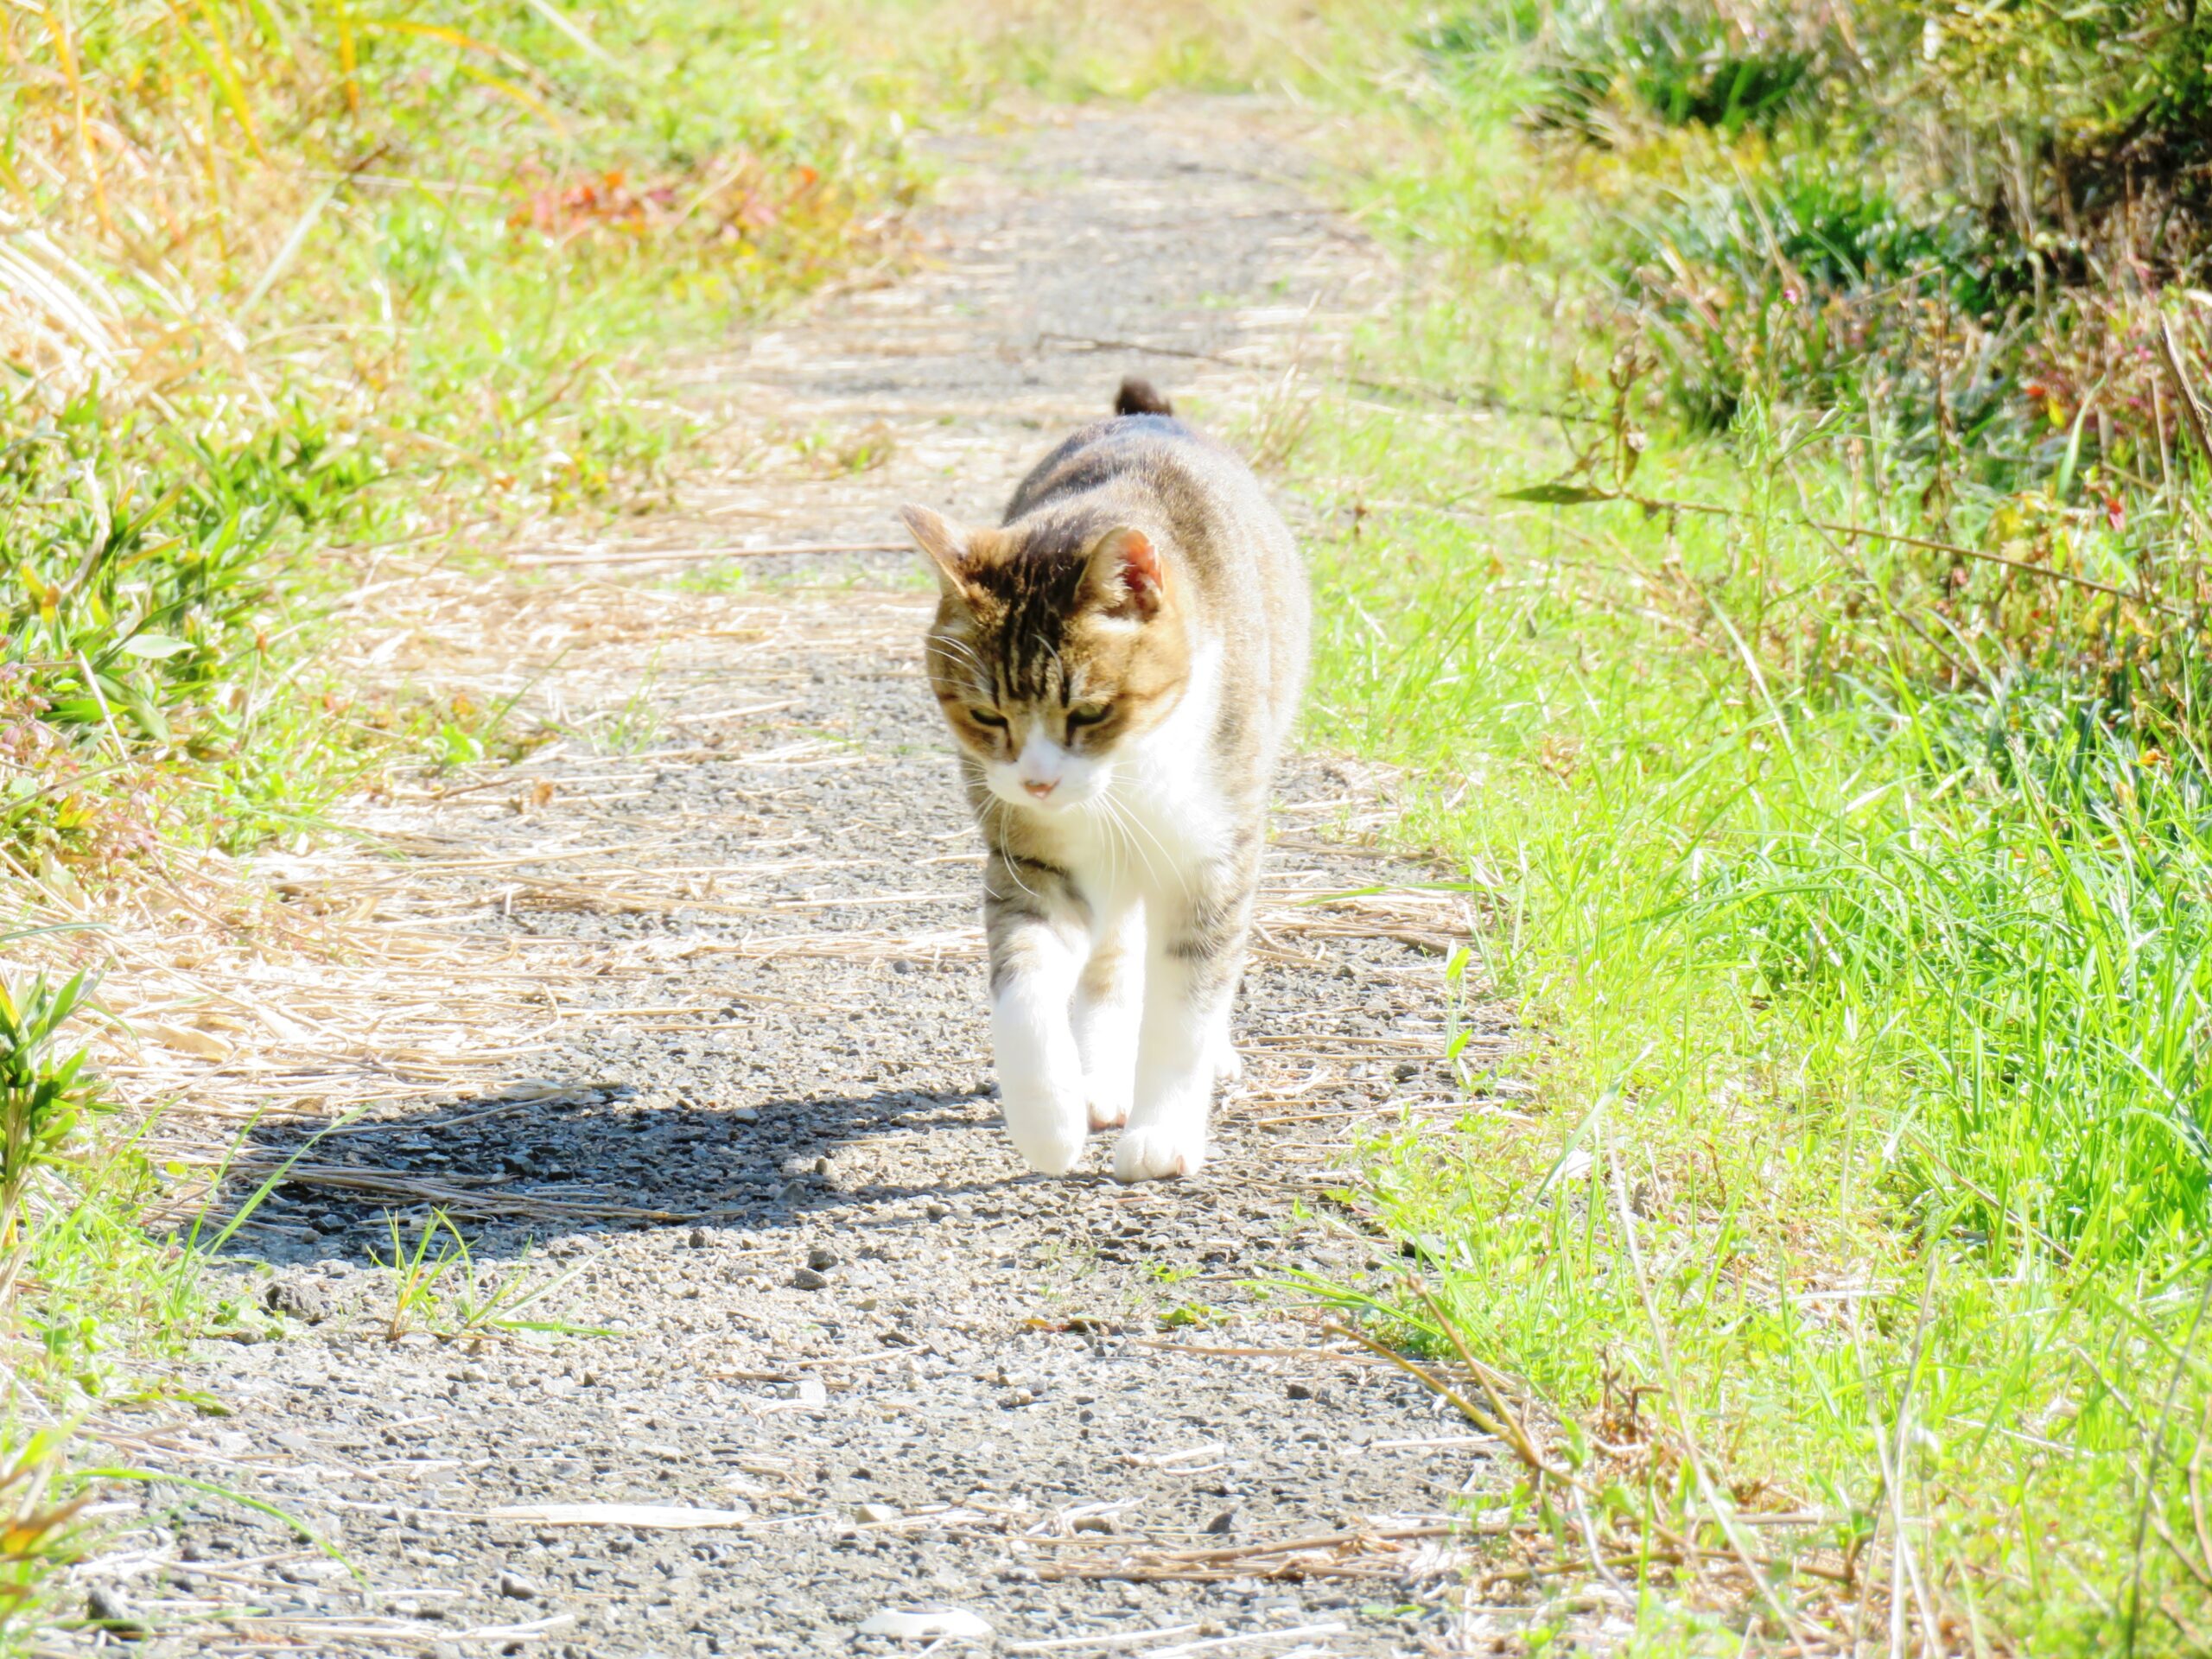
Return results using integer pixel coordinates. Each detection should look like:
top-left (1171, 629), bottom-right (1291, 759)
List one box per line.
top-left (1210, 1001), bottom-right (1244, 1090)
top-left (1115, 862), bottom-right (1257, 1183)
top-left (1205, 960), bottom-right (1246, 1089)
top-left (985, 853), bottom-right (1090, 1175)
top-left (1074, 900), bottom-right (1142, 1130)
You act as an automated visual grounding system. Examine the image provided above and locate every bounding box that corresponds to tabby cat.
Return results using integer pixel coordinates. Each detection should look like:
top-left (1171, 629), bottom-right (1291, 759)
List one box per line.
top-left (899, 379), bottom-right (1309, 1181)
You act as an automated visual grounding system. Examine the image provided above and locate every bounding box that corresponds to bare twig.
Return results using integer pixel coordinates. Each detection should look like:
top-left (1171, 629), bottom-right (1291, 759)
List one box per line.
top-left (2159, 319), bottom-right (2212, 462)
top-left (1514, 482), bottom-right (2188, 615)
top-left (507, 541), bottom-right (908, 568)
top-left (1037, 330), bottom-right (1593, 424)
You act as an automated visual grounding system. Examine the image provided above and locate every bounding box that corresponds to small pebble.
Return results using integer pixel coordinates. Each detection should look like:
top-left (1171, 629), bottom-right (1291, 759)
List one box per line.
top-left (262, 1279), bottom-right (332, 1323)
top-left (1205, 1509), bottom-right (1237, 1535)
top-left (730, 1104), bottom-right (760, 1123)
top-left (806, 1245), bottom-right (839, 1271)
top-left (855, 1503), bottom-right (900, 1524)
top-left (688, 1228), bottom-right (709, 1248)
top-left (498, 1570), bottom-right (543, 1600)
top-left (791, 1267), bottom-right (830, 1291)
top-left (1071, 1516), bottom-right (1113, 1535)
top-left (1286, 1381), bottom-right (1316, 1401)
top-left (925, 1201), bottom-right (949, 1220)
top-left (86, 1585), bottom-right (144, 1637)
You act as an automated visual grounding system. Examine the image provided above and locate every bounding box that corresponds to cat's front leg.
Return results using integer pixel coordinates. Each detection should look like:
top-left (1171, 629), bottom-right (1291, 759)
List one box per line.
top-left (1115, 874), bottom-right (1255, 1183)
top-left (985, 854), bottom-right (1090, 1175)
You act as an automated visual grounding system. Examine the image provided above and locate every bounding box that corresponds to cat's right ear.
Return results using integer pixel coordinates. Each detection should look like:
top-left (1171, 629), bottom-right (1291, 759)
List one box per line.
top-left (899, 505), bottom-right (974, 597)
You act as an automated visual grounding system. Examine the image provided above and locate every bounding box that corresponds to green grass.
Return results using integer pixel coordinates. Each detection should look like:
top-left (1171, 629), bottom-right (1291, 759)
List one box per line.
top-left (3, 0), bottom-right (942, 863)
top-left (1262, 16), bottom-right (2212, 1649)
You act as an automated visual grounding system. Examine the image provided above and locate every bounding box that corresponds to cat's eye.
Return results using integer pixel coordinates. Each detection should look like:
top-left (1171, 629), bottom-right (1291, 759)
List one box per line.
top-left (968, 707), bottom-right (1007, 729)
top-left (1065, 703), bottom-right (1112, 730)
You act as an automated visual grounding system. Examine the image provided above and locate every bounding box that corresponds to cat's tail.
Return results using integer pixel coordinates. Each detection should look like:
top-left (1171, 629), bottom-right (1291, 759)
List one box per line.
top-left (1113, 376), bottom-right (1173, 417)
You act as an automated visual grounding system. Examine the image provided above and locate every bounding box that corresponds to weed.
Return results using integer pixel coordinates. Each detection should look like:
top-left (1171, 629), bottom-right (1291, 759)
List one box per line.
top-left (372, 1210), bottom-right (595, 1344)
top-left (0, 974), bottom-right (102, 1305)
top-left (0, 1434), bottom-right (87, 1637)
top-left (377, 1211), bottom-right (461, 1343)
top-left (1157, 1303), bottom-right (1223, 1331)
top-left (1270, 14), bottom-right (2212, 1642)
top-left (593, 651), bottom-right (667, 756)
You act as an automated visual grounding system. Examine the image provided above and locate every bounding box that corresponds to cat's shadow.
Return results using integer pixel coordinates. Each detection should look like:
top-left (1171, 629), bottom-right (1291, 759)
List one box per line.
top-left (216, 1081), bottom-right (1034, 1272)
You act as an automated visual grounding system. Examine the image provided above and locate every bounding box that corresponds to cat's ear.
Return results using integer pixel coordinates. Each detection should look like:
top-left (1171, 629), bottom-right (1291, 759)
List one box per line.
top-left (1082, 526), bottom-right (1166, 620)
top-left (899, 505), bottom-right (975, 596)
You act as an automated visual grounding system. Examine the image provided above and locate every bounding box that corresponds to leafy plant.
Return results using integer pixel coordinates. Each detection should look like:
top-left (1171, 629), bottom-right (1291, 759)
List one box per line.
top-left (372, 1209), bottom-right (596, 1343)
top-left (0, 975), bottom-right (102, 1305)
top-left (0, 1433), bottom-right (88, 1636)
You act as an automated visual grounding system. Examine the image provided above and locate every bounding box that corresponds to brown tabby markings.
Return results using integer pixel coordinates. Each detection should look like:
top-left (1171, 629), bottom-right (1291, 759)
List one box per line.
top-left (925, 523), bottom-right (1191, 781)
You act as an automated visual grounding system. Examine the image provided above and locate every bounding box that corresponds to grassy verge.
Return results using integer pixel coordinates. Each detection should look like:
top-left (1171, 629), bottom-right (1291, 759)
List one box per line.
top-left (3, 0), bottom-right (935, 860)
top-left (0, 0), bottom-right (924, 1636)
top-left (1268, 4), bottom-right (2212, 1651)
top-left (0, 0), bottom-right (1341, 1639)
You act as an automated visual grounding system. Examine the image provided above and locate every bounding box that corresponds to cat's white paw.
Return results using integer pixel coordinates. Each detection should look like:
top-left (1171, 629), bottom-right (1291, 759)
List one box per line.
top-left (1001, 1077), bottom-right (1088, 1175)
top-left (1211, 1043), bottom-right (1244, 1089)
top-left (1112, 1124), bottom-right (1207, 1184)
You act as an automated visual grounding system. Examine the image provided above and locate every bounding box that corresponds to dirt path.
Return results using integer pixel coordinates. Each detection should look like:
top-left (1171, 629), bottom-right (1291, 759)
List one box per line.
top-left (71, 99), bottom-right (1512, 1657)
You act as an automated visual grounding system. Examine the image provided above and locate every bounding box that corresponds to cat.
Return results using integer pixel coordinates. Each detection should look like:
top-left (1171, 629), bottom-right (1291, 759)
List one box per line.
top-left (899, 378), bottom-right (1309, 1181)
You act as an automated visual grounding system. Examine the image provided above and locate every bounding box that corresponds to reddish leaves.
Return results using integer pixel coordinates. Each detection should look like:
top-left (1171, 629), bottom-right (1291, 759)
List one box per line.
top-left (508, 155), bottom-right (829, 248)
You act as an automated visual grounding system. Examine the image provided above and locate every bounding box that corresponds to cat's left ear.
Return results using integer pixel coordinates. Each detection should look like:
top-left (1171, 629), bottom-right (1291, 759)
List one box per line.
top-left (1083, 526), bottom-right (1166, 620)
top-left (899, 505), bottom-right (975, 596)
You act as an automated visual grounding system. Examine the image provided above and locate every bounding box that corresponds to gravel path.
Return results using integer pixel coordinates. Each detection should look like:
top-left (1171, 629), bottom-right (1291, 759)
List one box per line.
top-left (72, 99), bottom-right (1512, 1658)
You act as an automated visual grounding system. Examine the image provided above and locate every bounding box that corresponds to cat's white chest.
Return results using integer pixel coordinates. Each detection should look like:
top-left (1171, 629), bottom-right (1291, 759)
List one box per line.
top-left (1064, 642), bottom-right (1232, 903)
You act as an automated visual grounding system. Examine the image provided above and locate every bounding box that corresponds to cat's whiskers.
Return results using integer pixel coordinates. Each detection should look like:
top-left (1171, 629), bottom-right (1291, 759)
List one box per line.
top-left (1081, 796), bottom-right (1129, 890)
top-left (927, 632), bottom-right (985, 666)
top-left (1105, 785), bottom-right (1190, 905)
top-left (925, 638), bottom-right (988, 683)
top-left (1107, 801), bottom-right (1150, 894)
top-left (980, 798), bottom-right (1044, 904)
top-left (1096, 788), bottom-right (1178, 902)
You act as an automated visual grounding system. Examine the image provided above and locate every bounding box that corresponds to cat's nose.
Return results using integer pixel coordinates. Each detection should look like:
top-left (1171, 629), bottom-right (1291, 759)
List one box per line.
top-left (1023, 778), bottom-right (1057, 799)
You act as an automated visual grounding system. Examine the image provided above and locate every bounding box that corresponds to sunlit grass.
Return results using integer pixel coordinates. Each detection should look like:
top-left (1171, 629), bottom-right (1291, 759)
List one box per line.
top-left (1, 2), bottom-right (934, 1639)
top-left (1285, 61), bottom-right (2212, 1650)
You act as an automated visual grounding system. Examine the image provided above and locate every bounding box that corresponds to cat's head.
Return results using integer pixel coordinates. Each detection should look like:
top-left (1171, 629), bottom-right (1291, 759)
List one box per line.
top-left (899, 503), bottom-right (1191, 813)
